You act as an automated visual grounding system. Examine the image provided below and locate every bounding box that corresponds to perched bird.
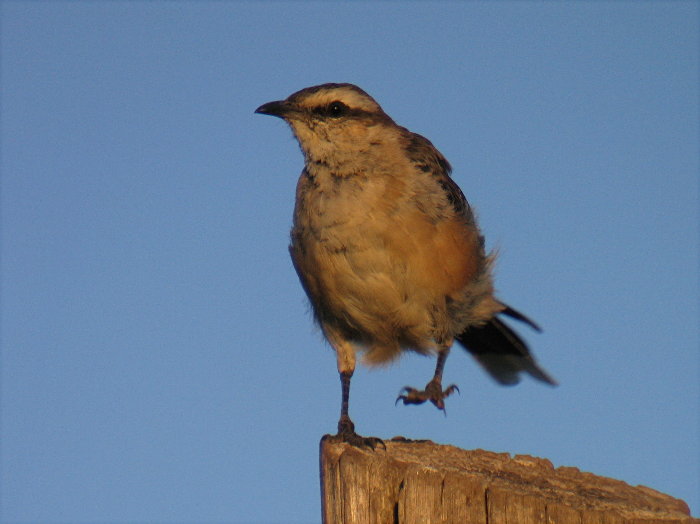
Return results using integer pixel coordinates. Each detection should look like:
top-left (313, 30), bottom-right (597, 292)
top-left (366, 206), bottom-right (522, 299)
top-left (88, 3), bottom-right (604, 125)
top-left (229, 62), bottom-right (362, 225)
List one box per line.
top-left (255, 83), bottom-right (555, 445)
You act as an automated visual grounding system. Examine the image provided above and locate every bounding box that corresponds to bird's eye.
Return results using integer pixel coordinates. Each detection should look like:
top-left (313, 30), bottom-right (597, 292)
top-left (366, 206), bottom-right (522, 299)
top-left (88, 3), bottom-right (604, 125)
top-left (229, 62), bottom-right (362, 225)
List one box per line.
top-left (327, 101), bottom-right (348, 118)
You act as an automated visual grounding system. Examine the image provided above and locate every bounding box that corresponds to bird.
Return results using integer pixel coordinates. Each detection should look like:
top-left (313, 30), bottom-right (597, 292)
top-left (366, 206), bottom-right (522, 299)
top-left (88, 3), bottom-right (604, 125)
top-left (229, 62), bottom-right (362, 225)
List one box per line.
top-left (255, 83), bottom-right (556, 446)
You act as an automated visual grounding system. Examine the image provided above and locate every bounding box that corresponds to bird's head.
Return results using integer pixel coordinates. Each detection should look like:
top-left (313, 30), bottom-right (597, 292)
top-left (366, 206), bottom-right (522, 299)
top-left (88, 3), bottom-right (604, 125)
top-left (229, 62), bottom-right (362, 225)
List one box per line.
top-left (255, 83), bottom-right (396, 166)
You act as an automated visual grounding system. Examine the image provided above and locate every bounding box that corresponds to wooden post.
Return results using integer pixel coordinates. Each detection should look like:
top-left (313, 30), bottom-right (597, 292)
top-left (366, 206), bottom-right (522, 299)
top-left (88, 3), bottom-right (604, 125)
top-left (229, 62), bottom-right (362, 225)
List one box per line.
top-left (320, 436), bottom-right (698, 524)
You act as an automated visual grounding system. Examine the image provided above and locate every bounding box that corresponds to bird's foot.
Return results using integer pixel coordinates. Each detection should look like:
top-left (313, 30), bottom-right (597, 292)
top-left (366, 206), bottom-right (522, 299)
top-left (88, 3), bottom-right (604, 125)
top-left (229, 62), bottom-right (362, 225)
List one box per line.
top-left (328, 415), bottom-right (384, 449)
top-left (395, 379), bottom-right (459, 412)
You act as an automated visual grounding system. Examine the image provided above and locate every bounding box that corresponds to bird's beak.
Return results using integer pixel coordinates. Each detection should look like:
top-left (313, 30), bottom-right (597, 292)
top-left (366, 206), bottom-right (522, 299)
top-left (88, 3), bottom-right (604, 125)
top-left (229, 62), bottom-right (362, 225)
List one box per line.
top-left (254, 100), bottom-right (295, 119)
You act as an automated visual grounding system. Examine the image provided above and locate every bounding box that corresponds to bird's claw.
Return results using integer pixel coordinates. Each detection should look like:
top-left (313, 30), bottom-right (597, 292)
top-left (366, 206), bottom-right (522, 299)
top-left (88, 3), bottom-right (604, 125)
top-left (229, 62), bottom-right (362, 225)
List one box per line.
top-left (331, 414), bottom-right (385, 449)
top-left (395, 381), bottom-right (460, 413)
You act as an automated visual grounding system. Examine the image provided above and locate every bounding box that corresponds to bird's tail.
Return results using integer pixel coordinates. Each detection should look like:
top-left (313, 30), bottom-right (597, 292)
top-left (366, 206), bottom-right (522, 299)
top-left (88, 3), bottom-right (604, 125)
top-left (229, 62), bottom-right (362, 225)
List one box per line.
top-left (455, 305), bottom-right (557, 386)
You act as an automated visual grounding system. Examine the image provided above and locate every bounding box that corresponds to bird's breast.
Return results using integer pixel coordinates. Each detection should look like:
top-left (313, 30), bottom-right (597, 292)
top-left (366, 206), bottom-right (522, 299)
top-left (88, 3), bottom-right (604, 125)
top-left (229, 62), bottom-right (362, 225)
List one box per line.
top-left (294, 170), bottom-right (400, 247)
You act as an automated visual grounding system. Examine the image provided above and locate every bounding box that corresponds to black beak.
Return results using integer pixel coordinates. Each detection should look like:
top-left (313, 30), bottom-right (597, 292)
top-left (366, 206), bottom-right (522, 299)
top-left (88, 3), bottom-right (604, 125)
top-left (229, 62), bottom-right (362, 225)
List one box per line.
top-left (254, 100), bottom-right (293, 118)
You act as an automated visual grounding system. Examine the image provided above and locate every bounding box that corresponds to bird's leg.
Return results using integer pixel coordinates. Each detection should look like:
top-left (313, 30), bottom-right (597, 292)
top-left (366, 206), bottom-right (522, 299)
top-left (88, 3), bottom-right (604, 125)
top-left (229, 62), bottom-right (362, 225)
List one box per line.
top-left (332, 370), bottom-right (384, 448)
top-left (329, 336), bottom-right (383, 448)
top-left (337, 370), bottom-right (355, 435)
top-left (396, 345), bottom-right (459, 412)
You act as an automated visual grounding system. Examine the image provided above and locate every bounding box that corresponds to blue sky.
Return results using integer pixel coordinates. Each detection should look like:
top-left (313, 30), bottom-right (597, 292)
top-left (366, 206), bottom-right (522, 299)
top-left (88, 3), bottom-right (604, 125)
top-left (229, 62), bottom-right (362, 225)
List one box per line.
top-left (1, 2), bottom-right (698, 523)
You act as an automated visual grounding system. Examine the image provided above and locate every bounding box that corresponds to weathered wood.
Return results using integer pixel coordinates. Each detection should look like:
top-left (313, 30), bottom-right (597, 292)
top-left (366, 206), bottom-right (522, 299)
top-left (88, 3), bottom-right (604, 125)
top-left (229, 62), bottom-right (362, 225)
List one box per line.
top-left (320, 436), bottom-right (697, 524)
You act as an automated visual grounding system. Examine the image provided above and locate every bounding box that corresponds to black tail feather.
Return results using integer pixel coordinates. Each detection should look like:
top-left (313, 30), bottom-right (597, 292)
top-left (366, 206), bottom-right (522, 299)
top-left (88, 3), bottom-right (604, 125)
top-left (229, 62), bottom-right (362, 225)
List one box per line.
top-left (500, 305), bottom-right (542, 332)
top-left (456, 308), bottom-right (556, 386)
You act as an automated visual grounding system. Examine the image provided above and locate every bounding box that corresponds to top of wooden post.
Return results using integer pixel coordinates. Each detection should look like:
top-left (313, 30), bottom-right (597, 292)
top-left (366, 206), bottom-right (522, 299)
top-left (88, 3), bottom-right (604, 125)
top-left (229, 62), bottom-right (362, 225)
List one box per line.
top-left (320, 436), bottom-right (697, 524)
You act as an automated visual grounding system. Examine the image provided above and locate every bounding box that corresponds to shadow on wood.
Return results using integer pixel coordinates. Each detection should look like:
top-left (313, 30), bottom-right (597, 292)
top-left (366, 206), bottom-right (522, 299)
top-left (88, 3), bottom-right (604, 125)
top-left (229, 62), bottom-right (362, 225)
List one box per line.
top-left (320, 436), bottom-right (697, 524)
